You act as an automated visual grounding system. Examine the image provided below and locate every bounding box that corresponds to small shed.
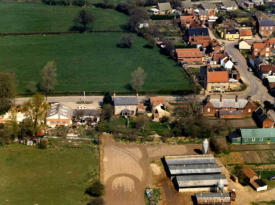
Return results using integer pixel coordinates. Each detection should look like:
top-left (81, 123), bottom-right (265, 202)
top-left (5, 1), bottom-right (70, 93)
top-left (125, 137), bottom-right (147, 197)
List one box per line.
top-left (195, 193), bottom-right (231, 205)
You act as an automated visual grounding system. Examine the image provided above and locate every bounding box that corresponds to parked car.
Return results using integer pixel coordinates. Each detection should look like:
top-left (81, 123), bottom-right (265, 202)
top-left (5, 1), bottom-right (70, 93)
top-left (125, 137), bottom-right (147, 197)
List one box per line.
top-left (268, 176), bottom-right (275, 181)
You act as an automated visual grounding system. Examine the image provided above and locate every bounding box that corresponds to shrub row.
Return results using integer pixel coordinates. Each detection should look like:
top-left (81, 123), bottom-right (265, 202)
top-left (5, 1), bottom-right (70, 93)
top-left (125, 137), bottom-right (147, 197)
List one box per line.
top-left (150, 15), bottom-right (175, 20)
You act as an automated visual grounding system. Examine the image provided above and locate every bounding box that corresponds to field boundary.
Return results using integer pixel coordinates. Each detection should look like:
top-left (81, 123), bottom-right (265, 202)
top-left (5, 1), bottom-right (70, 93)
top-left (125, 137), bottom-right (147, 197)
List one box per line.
top-left (0, 30), bottom-right (129, 36)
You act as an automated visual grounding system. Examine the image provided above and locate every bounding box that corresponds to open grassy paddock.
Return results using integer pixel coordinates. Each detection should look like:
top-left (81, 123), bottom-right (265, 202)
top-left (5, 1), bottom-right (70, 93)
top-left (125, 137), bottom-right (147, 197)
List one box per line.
top-left (0, 33), bottom-right (192, 93)
top-left (0, 2), bottom-right (128, 33)
top-left (0, 143), bottom-right (98, 205)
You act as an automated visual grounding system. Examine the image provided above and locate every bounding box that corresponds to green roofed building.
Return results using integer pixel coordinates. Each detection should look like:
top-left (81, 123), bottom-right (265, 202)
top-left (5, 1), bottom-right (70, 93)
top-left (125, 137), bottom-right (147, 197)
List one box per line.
top-left (231, 128), bottom-right (275, 144)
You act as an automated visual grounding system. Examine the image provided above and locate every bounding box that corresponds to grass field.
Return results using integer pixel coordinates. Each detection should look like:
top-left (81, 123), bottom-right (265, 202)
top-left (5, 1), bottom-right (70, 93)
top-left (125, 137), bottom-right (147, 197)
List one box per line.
top-left (0, 33), bottom-right (192, 93)
top-left (0, 143), bottom-right (98, 205)
top-left (0, 2), bottom-right (128, 33)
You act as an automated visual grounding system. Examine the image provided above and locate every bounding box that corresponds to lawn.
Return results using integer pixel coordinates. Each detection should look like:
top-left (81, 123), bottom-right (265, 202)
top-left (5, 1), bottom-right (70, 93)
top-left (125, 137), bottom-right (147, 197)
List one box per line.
top-left (0, 143), bottom-right (98, 205)
top-left (0, 2), bottom-right (128, 33)
top-left (0, 33), bottom-right (192, 93)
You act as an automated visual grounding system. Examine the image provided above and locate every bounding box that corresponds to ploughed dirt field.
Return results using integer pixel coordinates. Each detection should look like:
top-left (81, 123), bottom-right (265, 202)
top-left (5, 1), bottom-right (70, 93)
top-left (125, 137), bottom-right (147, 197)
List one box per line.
top-left (101, 134), bottom-right (200, 205)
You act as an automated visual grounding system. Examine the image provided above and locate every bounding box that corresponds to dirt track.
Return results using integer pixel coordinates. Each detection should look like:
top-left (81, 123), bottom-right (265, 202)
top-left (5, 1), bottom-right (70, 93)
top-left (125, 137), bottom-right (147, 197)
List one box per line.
top-left (101, 134), bottom-right (200, 205)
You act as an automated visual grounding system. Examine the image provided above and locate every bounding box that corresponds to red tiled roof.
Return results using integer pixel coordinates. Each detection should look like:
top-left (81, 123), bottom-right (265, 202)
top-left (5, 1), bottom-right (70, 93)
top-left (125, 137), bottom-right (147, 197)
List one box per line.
top-left (240, 28), bottom-right (252, 37)
top-left (180, 15), bottom-right (195, 25)
top-left (207, 71), bottom-right (229, 83)
top-left (176, 48), bottom-right (202, 58)
top-left (150, 97), bottom-right (166, 107)
top-left (260, 65), bottom-right (275, 73)
top-left (213, 52), bottom-right (226, 62)
top-left (242, 167), bottom-right (256, 179)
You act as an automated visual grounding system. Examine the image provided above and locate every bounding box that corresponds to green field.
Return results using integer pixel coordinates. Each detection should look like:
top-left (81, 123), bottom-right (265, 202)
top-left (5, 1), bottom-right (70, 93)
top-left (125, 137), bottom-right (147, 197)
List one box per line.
top-left (0, 2), bottom-right (128, 33)
top-left (0, 33), bottom-right (192, 92)
top-left (0, 143), bottom-right (98, 205)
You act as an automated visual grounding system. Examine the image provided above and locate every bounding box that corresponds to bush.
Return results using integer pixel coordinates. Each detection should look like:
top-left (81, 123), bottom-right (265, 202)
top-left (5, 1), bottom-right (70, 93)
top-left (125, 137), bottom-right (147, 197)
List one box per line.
top-left (86, 180), bottom-right (104, 197)
top-left (87, 197), bottom-right (104, 205)
top-left (151, 15), bottom-right (174, 20)
top-left (117, 35), bottom-right (134, 48)
top-left (38, 139), bottom-right (48, 149)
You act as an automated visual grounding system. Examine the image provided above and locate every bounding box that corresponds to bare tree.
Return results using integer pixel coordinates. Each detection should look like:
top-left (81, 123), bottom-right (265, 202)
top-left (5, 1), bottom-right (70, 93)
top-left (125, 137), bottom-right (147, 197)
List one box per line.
top-left (131, 67), bottom-right (146, 92)
top-left (72, 9), bottom-right (94, 32)
top-left (40, 61), bottom-right (57, 96)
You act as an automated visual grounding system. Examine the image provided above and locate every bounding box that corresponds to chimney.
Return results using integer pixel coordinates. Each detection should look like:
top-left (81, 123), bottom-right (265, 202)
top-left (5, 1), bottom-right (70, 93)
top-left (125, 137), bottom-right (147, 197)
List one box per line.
top-left (235, 95), bottom-right (238, 102)
top-left (220, 94), bottom-right (222, 102)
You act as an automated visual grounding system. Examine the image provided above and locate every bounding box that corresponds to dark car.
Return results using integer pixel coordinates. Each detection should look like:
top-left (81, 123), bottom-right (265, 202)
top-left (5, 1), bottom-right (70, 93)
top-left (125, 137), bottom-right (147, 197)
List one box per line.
top-left (268, 176), bottom-right (275, 181)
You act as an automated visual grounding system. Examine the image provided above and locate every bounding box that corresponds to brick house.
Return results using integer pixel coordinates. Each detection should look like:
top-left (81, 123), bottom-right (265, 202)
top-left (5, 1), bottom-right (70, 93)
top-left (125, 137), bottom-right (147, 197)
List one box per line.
top-left (203, 95), bottom-right (256, 118)
top-left (257, 64), bottom-right (275, 79)
top-left (180, 15), bottom-right (196, 28)
top-left (253, 107), bottom-right (274, 128)
top-left (239, 27), bottom-right (253, 40)
top-left (206, 70), bottom-right (229, 92)
top-left (176, 48), bottom-right (202, 63)
top-left (252, 38), bottom-right (275, 58)
top-left (46, 103), bottom-right (73, 128)
top-left (113, 97), bottom-right (138, 116)
top-left (258, 19), bottom-right (275, 37)
top-left (187, 27), bottom-right (211, 47)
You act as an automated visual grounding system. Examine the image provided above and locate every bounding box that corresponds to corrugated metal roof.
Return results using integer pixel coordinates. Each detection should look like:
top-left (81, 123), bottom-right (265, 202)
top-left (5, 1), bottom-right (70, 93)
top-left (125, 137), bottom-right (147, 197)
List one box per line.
top-left (260, 19), bottom-right (275, 27)
top-left (114, 97), bottom-right (138, 106)
top-left (176, 174), bottom-right (228, 187)
top-left (165, 155), bottom-right (216, 165)
top-left (241, 128), bottom-right (275, 138)
top-left (168, 163), bottom-right (221, 175)
top-left (210, 98), bottom-right (248, 109)
top-left (47, 103), bottom-right (73, 119)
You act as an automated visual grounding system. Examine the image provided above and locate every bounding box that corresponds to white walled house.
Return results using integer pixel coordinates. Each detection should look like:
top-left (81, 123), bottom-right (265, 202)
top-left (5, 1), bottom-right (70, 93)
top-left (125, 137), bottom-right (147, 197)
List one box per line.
top-left (221, 57), bottom-right (234, 71)
top-left (46, 103), bottom-right (73, 128)
top-left (114, 97), bottom-right (138, 116)
top-left (239, 40), bottom-right (252, 50)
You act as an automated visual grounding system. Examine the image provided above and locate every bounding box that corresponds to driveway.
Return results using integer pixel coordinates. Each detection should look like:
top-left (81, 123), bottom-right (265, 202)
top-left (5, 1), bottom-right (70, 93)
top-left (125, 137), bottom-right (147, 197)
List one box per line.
top-left (225, 42), bottom-right (274, 102)
top-left (101, 134), bottom-right (200, 205)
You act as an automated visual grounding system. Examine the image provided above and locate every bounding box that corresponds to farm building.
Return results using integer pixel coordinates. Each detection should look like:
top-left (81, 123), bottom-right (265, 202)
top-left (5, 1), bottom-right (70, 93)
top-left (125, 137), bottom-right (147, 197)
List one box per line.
top-left (195, 192), bottom-right (231, 205)
top-left (46, 103), bottom-right (73, 128)
top-left (164, 155), bottom-right (228, 192)
top-left (230, 128), bottom-right (275, 144)
top-left (242, 167), bottom-right (268, 191)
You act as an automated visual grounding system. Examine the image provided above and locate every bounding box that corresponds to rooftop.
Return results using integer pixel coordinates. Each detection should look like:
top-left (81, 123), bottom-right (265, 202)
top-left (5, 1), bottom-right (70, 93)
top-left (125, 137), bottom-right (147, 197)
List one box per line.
top-left (47, 103), bottom-right (73, 119)
top-left (207, 71), bottom-right (229, 83)
top-left (158, 2), bottom-right (172, 11)
top-left (240, 128), bottom-right (275, 138)
top-left (176, 174), bottom-right (228, 187)
top-left (114, 97), bottom-right (138, 106)
top-left (240, 28), bottom-right (252, 36)
top-left (187, 27), bottom-right (209, 36)
top-left (209, 98), bottom-right (248, 109)
top-left (259, 19), bottom-right (275, 27)
top-left (176, 48), bottom-right (202, 58)
top-left (227, 29), bottom-right (239, 34)
top-left (242, 166), bottom-right (256, 178)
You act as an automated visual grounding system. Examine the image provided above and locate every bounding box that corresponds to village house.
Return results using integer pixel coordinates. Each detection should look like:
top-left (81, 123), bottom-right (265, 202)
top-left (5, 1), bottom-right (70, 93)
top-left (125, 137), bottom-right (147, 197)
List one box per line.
top-left (265, 75), bottom-right (275, 93)
top-left (180, 15), bottom-right (196, 28)
top-left (210, 52), bottom-right (226, 65)
top-left (221, 56), bottom-right (234, 71)
top-left (231, 128), bottom-right (275, 144)
top-left (239, 27), bottom-right (253, 40)
top-left (113, 96), bottom-right (138, 116)
top-left (73, 109), bottom-right (100, 125)
top-left (198, 2), bottom-right (218, 22)
top-left (0, 107), bottom-right (26, 124)
top-left (239, 40), bottom-right (252, 50)
top-left (182, 1), bottom-right (193, 14)
top-left (257, 64), bottom-right (275, 79)
top-left (187, 27), bottom-right (211, 47)
top-left (157, 2), bottom-right (172, 15)
top-left (206, 70), bottom-right (229, 92)
top-left (176, 48), bottom-right (202, 63)
top-left (244, 1), bottom-right (254, 9)
top-left (242, 167), bottom-right (268, 191)
top-left (258, 19), bottom-right (275, 37)
top-left (149, 97), bottom-right (170, 121)
top-left (203, 95), bottom-right (256, 118)
top-left (224, 29), bottom-right (240, 41)
top-left (221, 0), bottom-right (238, 11)
top-left (46, 103), bottom-right (73, 128)
top-left (252, 38), bottom-right (275, 58)
top-left (253, 107), bottom-right (274, 128)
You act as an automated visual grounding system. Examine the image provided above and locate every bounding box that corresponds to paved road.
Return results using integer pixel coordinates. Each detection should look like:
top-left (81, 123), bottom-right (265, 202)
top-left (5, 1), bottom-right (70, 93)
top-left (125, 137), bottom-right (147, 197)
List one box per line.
top-left (225, 42), bottom-right (274, 102)
top-left (14, 94), bottom-right (198, 105)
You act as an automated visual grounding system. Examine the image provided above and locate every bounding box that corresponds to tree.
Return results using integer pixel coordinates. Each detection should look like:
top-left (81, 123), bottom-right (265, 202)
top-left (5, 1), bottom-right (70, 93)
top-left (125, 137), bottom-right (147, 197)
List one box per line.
top-left (5, 106), bottom-right (19, 139)
top-left (101, 104), bottom-right (113, 121)
top-left (161, 39), bottom-right (175, 58)
top-left (22, 94), bottom-right (49, 138)
top-left (264, 101), bottom-right (273, 112)
top-left (128, 7), bottom-right (149, 32)
top-left (40, 61), bottom-right (57, 96)
top-left (85, 180), bottom-right (104, 197)
top-left (72, 10), bottom-right (94, 32)
top-left (103, 92), bottom-right (113, 105)
top-left (131, 67), bottom-right (146, 92)
top-left (117, 35), bottom-right (134, 48)
top-left (0, 72), bottom-right (16, 114)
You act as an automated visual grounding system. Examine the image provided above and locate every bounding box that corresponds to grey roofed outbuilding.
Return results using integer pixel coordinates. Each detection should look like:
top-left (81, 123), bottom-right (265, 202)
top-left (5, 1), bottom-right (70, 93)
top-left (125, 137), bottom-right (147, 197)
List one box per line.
top-left (176, 174), bottom-right (228, 188)
top-left (200, 2), bottom-right (217, 10)
top-left (158, 2), bottom-right (172, 11)
top-left (168, 163), bottom-right (221, 175)
top-left (182, 1), bottom-right (192, 8)
top-left (165, 155), bottom-right (216, 165)
top-left (196, 193), bottom-right (231, 203)
top-left (47, 103), bottom-right (73, 119)
top-left (209, 98), bottom-right (248, 109)
top-left (240, 128), bottom-right (275, 138)
top-left (114, 97), bottom-right (138, 106)
top-left (259, 19), bottom-right (275, 26)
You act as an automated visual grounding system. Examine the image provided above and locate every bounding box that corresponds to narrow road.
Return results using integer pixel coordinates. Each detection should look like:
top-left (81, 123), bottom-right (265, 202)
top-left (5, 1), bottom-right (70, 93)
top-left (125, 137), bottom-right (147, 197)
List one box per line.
top-left (225, 42), bottom-right (274, 102)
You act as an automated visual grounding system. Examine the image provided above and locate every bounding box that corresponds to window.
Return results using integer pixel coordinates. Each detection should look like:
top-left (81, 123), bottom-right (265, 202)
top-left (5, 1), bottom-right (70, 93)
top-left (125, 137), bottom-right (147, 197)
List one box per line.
top-left (259, 137), bottom-right (263, 142)
top-left (252, 137), bottom-right (255, 142)
top-left (207, 108), bottom-right (210, 112)
top-left (248, 108), bottom-right (251, 113)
